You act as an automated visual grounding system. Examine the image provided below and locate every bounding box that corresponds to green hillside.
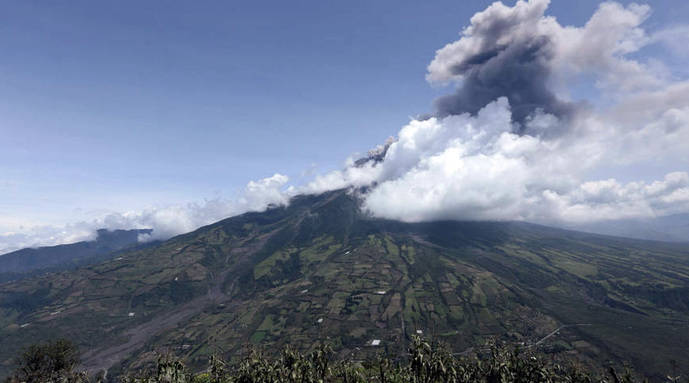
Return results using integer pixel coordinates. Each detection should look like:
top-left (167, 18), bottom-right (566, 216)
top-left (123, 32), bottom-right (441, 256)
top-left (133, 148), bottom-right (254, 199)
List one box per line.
top-left (1, 190), bottom-right (689, 380)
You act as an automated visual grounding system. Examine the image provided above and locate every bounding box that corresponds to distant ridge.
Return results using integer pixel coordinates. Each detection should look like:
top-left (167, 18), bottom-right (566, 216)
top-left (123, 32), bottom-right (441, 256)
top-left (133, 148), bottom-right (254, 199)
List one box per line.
top-left (0, 229), bottom-right (152, 280)
top-left (564, 214), bottom-right (689, 243)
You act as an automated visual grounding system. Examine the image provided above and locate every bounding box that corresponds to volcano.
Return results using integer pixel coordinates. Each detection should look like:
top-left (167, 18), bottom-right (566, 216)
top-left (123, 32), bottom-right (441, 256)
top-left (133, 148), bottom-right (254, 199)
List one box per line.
top-left (1, 189), bottom-right (689, 379)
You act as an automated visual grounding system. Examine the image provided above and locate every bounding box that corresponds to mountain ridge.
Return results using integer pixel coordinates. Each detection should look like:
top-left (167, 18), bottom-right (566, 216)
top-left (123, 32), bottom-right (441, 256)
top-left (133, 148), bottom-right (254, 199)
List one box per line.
top-left (0, 229), bottom-right (154, 283)
top-left (1, 190), bottom-right (689, 381)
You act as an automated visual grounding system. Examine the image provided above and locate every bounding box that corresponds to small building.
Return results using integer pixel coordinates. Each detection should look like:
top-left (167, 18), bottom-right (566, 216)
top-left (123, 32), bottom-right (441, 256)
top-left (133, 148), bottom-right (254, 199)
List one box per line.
top-left (371, 339), bottom-right (381, 346)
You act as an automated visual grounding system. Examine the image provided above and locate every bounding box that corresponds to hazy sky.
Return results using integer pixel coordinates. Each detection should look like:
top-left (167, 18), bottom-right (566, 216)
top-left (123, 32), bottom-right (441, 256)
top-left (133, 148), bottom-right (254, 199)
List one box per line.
top-left (2, 0), bottom-right (689, 252)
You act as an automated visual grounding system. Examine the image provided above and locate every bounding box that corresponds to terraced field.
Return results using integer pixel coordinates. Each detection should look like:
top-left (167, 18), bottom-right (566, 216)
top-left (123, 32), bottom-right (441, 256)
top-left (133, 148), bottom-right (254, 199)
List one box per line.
top-left (1, 189), bottom-right (689, 380)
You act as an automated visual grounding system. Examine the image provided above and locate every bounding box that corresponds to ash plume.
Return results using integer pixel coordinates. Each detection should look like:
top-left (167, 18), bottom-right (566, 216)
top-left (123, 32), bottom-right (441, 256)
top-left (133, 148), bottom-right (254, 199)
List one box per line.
top-left (428, 0), bottom-right (578, 128)
top-left (432, 34), bottom-right (576, 128)
top-left (307, 0), bottom-right (689, 226)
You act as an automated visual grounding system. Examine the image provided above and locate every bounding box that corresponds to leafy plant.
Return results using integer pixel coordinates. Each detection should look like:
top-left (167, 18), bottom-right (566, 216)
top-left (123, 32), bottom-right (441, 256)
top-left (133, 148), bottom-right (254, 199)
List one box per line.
top-left (108, 337), bottom-right (687, 383)
top-left (5, 337), bottom-right (688, 383)
top-left (4, 338), bottom-right (87, 383)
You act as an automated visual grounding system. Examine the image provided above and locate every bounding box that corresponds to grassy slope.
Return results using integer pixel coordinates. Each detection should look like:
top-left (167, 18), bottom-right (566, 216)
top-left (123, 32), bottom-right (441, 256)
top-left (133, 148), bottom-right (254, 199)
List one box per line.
top-left (1, 190), bottom-right (688, 380)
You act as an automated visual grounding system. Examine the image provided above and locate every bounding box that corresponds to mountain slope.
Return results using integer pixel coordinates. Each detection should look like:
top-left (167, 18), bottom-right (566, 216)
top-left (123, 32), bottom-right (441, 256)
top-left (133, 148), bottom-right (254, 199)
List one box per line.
top-left (1, 190), bottom-right (689, 380)
top-left (0, 229), bottom-right (153, 283)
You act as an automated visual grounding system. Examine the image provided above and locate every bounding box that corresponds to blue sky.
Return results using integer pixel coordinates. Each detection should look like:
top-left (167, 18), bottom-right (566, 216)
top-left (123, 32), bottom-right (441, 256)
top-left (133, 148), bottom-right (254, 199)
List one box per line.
top-left (2, 0), bottom-right (689, 251)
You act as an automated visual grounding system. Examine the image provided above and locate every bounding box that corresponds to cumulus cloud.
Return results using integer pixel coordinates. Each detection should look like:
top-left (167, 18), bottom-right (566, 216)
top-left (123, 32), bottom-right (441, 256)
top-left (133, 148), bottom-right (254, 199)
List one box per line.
top-left (311, 0), bottom-right (689, 226)
top-left (0, 174), bottom-right (290, 255)
top-left (543, 172), bottom-right (689, 223)
top-left (98, 175), bottom-right (290, 241)
top-left (0, 224), bottom-right (98, 256)
top-left (652, 25), bottom-right (689, 58)
top-left (358, 98), bottom-right (689, 224)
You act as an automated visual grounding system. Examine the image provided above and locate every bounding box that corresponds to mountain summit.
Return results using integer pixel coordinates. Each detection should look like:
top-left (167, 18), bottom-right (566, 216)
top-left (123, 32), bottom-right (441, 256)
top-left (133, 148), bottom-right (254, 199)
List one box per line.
top-left (1, 190), bottom-right (688, 379)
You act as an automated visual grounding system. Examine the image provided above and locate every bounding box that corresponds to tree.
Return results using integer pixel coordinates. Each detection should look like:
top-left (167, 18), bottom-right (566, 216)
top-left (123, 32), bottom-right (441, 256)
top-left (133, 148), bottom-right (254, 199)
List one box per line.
top-left (5, 338), bottom-right (85, 383)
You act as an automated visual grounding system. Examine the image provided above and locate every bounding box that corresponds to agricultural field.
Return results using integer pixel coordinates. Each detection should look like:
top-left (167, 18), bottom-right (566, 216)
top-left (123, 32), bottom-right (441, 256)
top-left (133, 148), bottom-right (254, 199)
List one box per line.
top-left (1, 190), bottom-right (689, 381)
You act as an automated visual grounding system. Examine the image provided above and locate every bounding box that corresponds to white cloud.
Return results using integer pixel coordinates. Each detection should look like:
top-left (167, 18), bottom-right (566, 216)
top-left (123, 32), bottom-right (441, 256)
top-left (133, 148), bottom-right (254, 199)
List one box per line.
top-left (0, 224), bottom-right (98, 255)
top-left (0, 174), bottom-right (291, 255)
top-left (302, 157), bottom-right (383, 194)
top-left (358, 99), bottom-right (573, 222)
top-left (652, 25), bottom-right (689, 58)
top-left (543, 172), bottom-right (689, 222)
top-left (359, 95), bottom-right (689, 224)
top-left (97, 173), bottom-right (292, 241)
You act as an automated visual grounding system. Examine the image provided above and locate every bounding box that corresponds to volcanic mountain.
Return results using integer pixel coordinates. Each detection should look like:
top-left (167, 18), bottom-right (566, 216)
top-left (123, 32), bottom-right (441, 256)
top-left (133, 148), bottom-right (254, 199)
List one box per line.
top-left (1, 190), bottom-right (689, 380)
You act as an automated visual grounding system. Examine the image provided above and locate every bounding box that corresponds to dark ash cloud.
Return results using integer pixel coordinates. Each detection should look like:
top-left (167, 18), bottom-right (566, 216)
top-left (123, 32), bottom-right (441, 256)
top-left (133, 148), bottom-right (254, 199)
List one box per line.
top-left (433, 35), bottom-right (576, 127)
top-left (427, 0), bottom-right (583, 130)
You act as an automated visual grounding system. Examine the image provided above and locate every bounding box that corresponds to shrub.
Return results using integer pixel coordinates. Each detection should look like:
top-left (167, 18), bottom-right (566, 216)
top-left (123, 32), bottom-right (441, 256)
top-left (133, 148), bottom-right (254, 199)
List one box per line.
top-left (6, 337), bottom-right (688, 383)
top-left (5, 338), bottom-right (87, 383)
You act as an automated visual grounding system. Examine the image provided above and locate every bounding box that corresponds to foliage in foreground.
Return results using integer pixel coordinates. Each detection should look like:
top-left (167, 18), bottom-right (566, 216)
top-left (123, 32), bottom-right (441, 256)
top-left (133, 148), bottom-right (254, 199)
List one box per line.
top-left (4, 339), bottom-right (86, 383)
top-left (5, 337), bottom-right (688, 383)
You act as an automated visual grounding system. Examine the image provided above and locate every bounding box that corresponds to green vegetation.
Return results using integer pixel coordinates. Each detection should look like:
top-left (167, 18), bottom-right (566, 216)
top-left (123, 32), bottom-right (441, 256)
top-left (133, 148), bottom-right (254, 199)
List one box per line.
top-left (7, 338), bottom-right (688, 382)
top-left (1, 190), bottom-right (689, 381)
top-left (4, 339), bottom-right (86, 383)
